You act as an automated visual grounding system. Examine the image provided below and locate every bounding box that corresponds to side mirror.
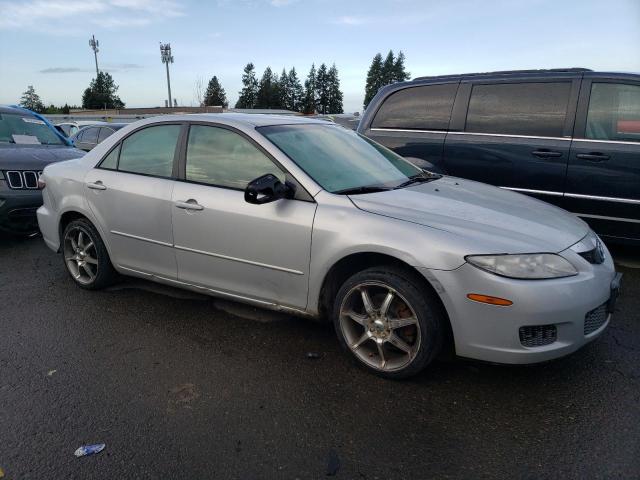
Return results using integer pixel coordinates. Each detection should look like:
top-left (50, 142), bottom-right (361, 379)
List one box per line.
top-left (244, 173), bottom-right (294, 205)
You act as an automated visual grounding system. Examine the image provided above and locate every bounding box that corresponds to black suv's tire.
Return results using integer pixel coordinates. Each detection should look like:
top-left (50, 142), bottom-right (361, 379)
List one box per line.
top-left (61, 218), bottom-right (118, 290)
top-left (332, 265), bottom-right (445, 379)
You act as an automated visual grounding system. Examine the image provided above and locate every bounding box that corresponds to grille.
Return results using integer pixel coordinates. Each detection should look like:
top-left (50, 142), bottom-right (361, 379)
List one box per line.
top-left (4, 170), bottom-right (42, 190)
top-left (519, 324), bottom-right (557, 347)
top-left (584, 303), bottom-right (608, 335)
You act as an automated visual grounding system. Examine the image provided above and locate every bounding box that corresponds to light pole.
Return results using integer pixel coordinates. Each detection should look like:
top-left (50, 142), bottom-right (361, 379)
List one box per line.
top-left (89, 35), bottom-right (100, 77)
top-left (160, 43), bottom-right (174, 108)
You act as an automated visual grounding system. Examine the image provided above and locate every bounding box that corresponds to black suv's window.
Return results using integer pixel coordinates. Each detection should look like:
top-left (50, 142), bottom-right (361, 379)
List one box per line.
top-left (371, 84), bottom-right (457, 130)
top-left (98, 127), bottom-right (114, 143)
top-left (466, 82), bottom-right (572, 137)
top-left (586, 83), bottom-right (640, 142)
top-left (118, 125), bottom-right (180, 177)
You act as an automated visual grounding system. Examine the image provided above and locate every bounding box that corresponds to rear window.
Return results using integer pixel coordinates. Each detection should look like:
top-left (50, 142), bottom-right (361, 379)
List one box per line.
top-left (371, 84), bottom-right (457, 130)
top-left (465, 82), bottom-right (572, 137)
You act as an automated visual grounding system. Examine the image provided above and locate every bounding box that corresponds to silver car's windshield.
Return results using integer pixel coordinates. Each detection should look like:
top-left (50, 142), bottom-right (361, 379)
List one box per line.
top-left (0, 112), bottom-right (63, 145)
top-left (259, 124), bottom-right (422, 193)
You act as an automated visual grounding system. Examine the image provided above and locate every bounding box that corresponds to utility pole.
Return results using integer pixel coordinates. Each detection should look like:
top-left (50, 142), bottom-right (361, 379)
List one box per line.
top-left (160, 43), bottom-right (174, 108)
top-left (89, 35), bottom-right (100, 77)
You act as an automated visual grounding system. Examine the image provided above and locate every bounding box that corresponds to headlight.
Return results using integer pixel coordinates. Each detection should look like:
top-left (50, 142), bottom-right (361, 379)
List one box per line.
top-left (466, 253), bottom-right (578, 279)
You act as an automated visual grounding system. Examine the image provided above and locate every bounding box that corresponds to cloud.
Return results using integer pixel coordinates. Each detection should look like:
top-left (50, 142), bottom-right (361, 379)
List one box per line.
top-left (270, 0), bottom-right (298, 6)
top-left (331, 12), bottom-right (432, 27)
top-left (40, 63), bottom-right (144, 74)
top-left (333, 15), bottom-right (370, 26)
top-left (0, 0), bottom-right (184, 30)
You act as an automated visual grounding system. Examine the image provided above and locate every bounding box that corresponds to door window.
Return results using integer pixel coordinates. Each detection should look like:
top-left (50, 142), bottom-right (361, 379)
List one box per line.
top-left (81, 127), bottom-right (99, 144)
top-left (98, 127), bottom-right (114, 143)
top-left (185, 125), bottom-right (284, 189)
top-left (118, 125), bottom-right (180, 177)
top-left (371, 84), bottom-right (457, 130)
top-left (586, 83), bottom-right (640, 142)
top-left (466, 82), bottom-right (572, 137)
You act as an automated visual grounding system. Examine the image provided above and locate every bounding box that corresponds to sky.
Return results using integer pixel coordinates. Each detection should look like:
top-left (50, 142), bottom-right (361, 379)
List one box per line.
top-left (0, 0), bottom-right (639, 113)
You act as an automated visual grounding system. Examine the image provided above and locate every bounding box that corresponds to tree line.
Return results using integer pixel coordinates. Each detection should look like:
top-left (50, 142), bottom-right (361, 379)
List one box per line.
top-left (19, 50), bottom-right (409, 114)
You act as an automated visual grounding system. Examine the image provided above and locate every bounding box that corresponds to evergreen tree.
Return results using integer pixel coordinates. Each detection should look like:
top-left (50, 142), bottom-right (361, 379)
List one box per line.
top-left (327, 64), bottom-right (344, 114)
top-left (203, 76), bottom-right (229, 107)
top-left (381, 50), bottom-right (396, 85)
top-left (286, 67), bottom-right (303, 112)
top-left (302, 64), bottom-right (317, 114)
top-left (235, 63), bottom-right (259, 108)
top-left (315, 63), bottom-right (329, 114)
top-left (62, 103), bottom-right (70, 114)
top-left (82, 72), bottom-right (125, 110)
top-left (363, 53), bottom-right (384, 109)
top-left (278, 68), bottom-right (290, 110)
top-left (256, 67), bottom-right (282, 109)
top-left (19, 85), bottom-right (45, 113)
top-left (393, 51), bottom-right (411, 82)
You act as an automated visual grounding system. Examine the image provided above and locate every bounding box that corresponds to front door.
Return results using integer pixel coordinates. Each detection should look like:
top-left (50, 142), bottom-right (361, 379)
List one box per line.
top-left (566, 79), bottom-right (640, 240)
top-left (171, 124), bottom-right (316, 310)
top-left (443, 79), bottom-right (579, 207)
top-left (84, 123), bottom-right (182, 278)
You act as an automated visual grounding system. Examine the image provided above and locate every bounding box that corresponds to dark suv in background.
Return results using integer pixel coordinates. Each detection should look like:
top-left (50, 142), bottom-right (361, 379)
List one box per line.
top-left (358, 69), bottom-right (640, 244)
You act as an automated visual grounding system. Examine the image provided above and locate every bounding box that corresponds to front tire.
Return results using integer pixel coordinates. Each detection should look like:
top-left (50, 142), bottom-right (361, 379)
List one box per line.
top-left (62, 218), bottom-right (117, 290)
top-left (332, 266), bottom-right (445, 379)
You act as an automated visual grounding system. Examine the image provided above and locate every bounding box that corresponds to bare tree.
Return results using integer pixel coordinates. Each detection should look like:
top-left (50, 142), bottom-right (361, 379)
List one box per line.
top-left (193, 76), bottom-right (205, 107)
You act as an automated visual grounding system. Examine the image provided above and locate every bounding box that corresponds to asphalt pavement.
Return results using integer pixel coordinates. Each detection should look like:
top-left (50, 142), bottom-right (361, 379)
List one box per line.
top-left (0, 235), bottom-right (638, 479)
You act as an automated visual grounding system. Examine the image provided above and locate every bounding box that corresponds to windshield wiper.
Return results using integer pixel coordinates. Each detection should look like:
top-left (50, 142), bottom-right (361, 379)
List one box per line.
top-left (394, 171), bottom-right (441, 190)
top-left (334, 185), bottom-right (392, 195)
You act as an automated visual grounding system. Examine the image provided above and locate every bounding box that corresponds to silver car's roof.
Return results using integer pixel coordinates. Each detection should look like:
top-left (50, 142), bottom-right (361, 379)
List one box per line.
top-left (142, 113), bottom-right (329, 128)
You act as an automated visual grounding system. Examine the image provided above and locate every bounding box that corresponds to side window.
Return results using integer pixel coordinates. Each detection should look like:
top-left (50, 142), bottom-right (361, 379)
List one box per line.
top-left (100, 145), bottom-right (119, 170)
top-left (466, 82), bottom-right (572, 137)
top-left (98, 128), bottom-right (113, 143)
top-left (74, 130), bottom-right (84, 141)
top-left (118, 125), bottom-right (180, 177)
top-left (371, 84), bottom-right (457, 130)
top-left (586, 83), bottom-right (640, 142)
top-left (186, 125), bottom-right (285, 189)
top-left (82, 127), bottom-right (99, 144)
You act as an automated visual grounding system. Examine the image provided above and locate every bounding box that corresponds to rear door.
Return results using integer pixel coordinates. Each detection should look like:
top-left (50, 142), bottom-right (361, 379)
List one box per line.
top-left (566, 77), bottom-right (640, 240)
top-left (443, 77), bottom-right (580, 207)
top-left (84, 123), bottom-right (183, 278)
top-left (362, 82), bottom-right (458, 171)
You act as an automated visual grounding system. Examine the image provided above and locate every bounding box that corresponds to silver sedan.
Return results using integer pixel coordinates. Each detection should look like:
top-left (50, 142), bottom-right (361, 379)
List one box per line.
top-left (37, 114), bottom-right (620, 378)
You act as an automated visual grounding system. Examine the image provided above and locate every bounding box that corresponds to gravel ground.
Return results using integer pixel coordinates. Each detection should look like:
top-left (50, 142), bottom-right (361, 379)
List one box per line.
top-left (0, 235), bottom-right (638, 479)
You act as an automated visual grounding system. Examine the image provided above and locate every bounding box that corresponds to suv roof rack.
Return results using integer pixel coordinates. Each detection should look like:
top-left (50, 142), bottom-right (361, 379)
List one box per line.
top-left (414, 68), bottom-right (592, 81)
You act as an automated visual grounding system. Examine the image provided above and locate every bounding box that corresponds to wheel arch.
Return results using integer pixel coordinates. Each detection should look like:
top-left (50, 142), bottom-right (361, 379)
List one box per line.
top-left (316, 251), bottom-right (454, 356)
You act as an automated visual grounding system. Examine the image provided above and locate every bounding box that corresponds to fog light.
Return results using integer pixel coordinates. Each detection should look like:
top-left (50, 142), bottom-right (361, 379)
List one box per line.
top-left (467, 293), bottom-right (513, 306)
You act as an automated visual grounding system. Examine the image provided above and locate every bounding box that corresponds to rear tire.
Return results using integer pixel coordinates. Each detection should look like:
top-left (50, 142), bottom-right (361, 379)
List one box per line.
top-left (62, 218), bottom-right (117, 290)
top-left (332, 265), bottom-right (445, 379)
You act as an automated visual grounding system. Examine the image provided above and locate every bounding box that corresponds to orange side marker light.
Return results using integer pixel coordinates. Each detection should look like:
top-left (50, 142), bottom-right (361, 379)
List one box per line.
top-left (467, 293), bottom-right (513, 306)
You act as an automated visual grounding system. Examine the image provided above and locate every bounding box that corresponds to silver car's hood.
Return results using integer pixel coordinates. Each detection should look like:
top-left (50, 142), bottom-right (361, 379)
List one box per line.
top-left (350, 176), bottom-right (589, 253)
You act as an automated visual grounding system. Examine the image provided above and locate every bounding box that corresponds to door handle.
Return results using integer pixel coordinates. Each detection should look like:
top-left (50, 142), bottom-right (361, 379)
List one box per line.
top-left (576, 153), bottom-right (610, 162)
top-left (531, 150), bottom-right (563, 158)
top-left (86, 181), bottom-right (106, 190)
top-left (175, 199), bottom-right (204, 211)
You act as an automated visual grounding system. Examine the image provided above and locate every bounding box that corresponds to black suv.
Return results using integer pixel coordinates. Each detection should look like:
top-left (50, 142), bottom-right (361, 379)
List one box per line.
top-left (358, 69), bottom-right (640, 244)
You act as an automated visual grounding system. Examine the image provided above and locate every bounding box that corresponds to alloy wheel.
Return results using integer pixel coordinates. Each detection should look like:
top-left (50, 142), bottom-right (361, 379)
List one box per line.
top-left (339, 281), bottom-right (421, 372)
top-left (63, 226), bottom-right (98, 285)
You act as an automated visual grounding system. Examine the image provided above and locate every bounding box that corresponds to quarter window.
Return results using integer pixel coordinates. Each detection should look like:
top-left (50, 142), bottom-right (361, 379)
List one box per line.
top-left (371, 84), bottom-right (457, 130)
top-left (586, 83), bottom-right (640, 142)
top-left (118, 125), bottom-right (180, 177)
top-left (185, 125), bottom-right (284, 189)
top-left (100, 145), bottom-right (119, 170)
top-left (466, 82), bottom-right (572, 137)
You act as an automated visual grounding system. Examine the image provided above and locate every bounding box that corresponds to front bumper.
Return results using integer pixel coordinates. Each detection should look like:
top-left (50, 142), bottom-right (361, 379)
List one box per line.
top-left (0, 187), bottom-right (43, 234)
top-left (421, 246), bottom-right (618, 364)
